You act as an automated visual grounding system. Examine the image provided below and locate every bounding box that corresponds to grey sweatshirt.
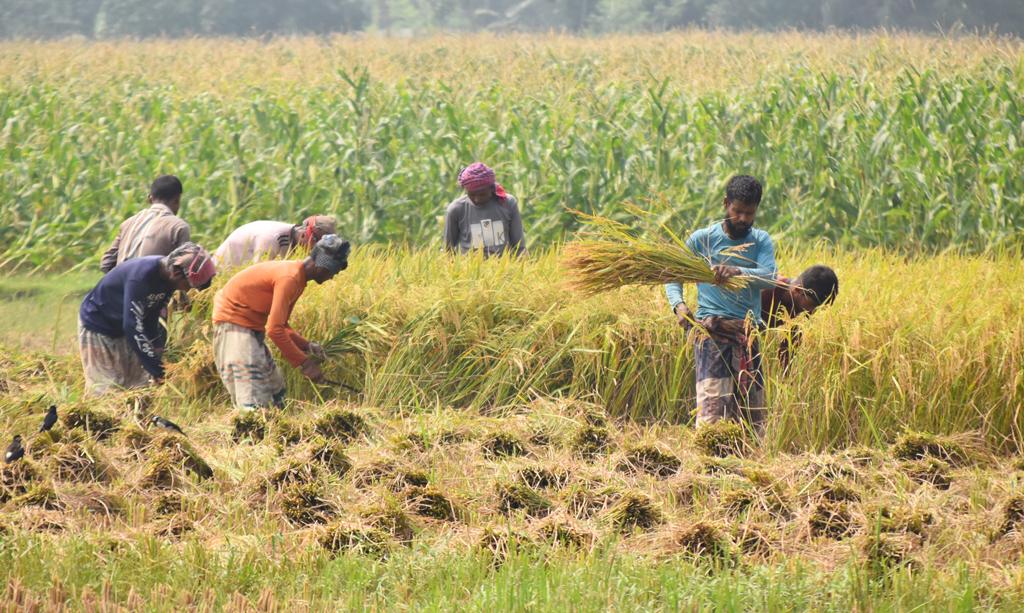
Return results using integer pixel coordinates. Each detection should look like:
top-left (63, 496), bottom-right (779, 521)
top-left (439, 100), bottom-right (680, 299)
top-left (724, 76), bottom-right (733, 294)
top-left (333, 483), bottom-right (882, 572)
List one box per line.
top-left (443, 195), bottom-right (526, 257)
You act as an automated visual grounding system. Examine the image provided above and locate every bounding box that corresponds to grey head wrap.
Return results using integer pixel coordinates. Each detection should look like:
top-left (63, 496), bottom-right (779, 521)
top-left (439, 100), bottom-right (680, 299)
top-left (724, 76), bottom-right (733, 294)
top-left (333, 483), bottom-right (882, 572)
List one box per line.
top-left (311, 234), bottom-right (350, 273)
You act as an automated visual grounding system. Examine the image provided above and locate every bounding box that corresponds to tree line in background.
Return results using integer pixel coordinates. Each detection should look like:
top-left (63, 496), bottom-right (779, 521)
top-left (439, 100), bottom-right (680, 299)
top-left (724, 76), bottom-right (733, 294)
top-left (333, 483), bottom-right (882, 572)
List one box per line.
top-left (1, 0), bottom-right (1023, 38)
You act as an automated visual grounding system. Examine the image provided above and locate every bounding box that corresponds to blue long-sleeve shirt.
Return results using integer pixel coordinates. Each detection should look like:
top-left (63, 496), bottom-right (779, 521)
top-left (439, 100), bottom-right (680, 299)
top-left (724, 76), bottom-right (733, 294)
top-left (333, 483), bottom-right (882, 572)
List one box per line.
top-left (665, 222), bottom-right (777, 323)
top-left (79, 256), bottom-right (173, 380)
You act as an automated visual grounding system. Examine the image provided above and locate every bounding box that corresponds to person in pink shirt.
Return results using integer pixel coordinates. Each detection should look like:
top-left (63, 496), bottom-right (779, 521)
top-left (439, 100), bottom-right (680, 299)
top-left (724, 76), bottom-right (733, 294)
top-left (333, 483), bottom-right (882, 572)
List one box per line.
top-left (213, 215), bottom-right (337, 268)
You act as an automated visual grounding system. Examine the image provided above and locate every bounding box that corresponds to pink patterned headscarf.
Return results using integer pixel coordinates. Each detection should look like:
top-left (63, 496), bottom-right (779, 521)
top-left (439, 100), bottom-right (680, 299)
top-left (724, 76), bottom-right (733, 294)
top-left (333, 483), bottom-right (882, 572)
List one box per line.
top-left (458, 162), bottom-right (507, 200)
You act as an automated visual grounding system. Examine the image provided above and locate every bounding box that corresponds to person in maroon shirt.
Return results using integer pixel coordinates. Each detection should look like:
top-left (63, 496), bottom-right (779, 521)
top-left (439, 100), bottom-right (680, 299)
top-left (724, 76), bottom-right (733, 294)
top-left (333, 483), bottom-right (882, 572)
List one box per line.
top-left (761, 265), bottom-right (839, 369)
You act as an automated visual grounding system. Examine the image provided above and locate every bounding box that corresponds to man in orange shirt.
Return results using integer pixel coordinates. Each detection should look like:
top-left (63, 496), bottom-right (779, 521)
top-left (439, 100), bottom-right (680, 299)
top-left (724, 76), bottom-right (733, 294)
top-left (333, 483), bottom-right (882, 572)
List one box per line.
top-left (212, 234), bottom-right (351, 410)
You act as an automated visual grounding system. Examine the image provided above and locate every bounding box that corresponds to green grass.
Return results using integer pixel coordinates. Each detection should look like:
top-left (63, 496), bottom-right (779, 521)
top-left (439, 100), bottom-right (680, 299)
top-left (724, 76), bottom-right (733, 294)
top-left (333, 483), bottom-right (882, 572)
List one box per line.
top-left (0, 537), bottom-right (1006, 611)
top-left (0, 272), bottom-right (97, 352)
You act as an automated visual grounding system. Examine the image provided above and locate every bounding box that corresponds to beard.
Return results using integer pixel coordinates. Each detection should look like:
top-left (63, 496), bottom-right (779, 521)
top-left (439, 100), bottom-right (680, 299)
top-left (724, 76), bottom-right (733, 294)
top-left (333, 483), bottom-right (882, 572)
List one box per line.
top-left (724, 217), bottom-right (752, 238)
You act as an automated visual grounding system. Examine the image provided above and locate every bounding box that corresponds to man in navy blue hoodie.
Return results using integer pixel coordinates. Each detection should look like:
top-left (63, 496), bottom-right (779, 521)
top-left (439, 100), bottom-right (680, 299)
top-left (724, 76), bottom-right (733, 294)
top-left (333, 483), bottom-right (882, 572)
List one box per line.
top-left (79, 242), bottom-right (216, 396)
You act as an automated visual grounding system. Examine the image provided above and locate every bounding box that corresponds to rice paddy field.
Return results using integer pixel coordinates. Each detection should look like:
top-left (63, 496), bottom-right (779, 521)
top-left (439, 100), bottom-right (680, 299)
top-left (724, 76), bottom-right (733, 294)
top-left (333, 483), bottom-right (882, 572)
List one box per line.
top-left (1, 32), bottom-right (1024, 611)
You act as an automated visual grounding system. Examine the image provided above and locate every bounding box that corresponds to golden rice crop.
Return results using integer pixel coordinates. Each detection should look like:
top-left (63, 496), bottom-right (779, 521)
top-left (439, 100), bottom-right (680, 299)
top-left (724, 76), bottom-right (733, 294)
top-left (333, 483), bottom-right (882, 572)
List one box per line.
top-left (562, 210), bottom-right (747, 294)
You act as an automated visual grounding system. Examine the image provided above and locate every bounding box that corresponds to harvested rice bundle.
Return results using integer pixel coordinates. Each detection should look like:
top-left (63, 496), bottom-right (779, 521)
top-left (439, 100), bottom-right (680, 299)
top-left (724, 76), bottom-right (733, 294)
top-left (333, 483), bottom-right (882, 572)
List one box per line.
top-left (562, 210), bottom-right (748, 295)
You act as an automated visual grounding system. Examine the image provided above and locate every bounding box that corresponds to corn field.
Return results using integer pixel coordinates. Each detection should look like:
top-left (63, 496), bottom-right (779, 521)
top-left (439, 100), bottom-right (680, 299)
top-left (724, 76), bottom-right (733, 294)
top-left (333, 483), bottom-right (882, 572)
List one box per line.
top-left (1, 33), bottom-right (1023, 269)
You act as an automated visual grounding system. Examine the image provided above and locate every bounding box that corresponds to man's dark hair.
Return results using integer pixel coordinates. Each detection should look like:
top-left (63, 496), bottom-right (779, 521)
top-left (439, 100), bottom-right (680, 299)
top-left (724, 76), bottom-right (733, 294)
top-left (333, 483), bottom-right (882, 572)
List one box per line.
top-left (150, 175), bottom-right (183, 203)
top-left (725, 175), bottom-right (762, 206)
top-left (797, 265), bottom-right (839, 307)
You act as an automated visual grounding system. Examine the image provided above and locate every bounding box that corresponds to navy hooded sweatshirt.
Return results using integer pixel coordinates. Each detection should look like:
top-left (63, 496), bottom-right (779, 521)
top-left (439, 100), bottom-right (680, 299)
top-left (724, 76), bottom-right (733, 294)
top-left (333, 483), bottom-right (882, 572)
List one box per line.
top-left (79, 256), bottom-right (174, 380)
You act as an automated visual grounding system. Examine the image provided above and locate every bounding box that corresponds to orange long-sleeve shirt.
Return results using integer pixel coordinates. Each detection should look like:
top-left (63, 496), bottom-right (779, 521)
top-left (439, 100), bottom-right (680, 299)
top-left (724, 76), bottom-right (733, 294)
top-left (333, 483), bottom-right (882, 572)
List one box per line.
top-left (212, 260), bottom-right (311, 367)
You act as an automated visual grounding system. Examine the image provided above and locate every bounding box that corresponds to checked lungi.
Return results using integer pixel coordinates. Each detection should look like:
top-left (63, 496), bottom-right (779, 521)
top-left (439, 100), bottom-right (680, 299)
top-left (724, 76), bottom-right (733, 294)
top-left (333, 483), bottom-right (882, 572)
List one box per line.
top-left (213, 321), bottom-right (286, 410)
top-left (78, 319), bottom-right (152, 396)
top-left (694, 317), bottom-right (766, 433)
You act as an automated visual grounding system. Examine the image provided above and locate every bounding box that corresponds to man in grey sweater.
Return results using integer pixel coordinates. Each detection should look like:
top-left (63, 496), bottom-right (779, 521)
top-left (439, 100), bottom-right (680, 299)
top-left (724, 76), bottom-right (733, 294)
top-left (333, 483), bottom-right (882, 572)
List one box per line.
top-left (100, 175), bottom-right (191, 273)
top-left (443, 162), bottom-right (526, 257)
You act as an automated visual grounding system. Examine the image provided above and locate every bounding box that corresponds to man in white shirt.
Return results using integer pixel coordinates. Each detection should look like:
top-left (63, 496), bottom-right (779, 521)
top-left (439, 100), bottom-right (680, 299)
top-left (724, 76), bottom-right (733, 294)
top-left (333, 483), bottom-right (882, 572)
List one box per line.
top-left (213, 215), bottom-right (337, 268)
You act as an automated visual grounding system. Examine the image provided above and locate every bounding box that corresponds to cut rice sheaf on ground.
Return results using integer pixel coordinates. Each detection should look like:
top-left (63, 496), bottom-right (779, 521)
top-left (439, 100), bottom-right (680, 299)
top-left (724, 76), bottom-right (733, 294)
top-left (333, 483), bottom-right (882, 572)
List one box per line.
top-left (496, 482), bottom-right (552, 518)
top-left (693, 421), bottom-right (746, 458)
top-left (61, 405), bottom-right (120, 440)
top-left (606, 492), bottom-right (663, 533)
top-left (617, 445), bottom-right (681, 478)
top-left (405, 486), bottom-right (459, 522)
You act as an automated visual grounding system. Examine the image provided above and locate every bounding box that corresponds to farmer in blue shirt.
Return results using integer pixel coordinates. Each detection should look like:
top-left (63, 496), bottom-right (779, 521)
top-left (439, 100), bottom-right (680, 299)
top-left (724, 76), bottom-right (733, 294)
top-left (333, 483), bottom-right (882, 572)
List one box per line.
top-left (665, 175), bottom-right (778, 433)
top-left (79, 243), bottom-right (216, 396)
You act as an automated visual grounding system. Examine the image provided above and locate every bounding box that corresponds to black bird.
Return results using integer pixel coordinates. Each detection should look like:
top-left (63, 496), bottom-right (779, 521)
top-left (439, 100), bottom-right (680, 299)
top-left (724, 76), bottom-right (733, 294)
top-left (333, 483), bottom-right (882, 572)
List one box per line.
top-left (4, 435), bottom-right (24, 463)
top-left (150, 415), bottom-right (185, 436)
top-left (39, 405), bottom-right (58, 433)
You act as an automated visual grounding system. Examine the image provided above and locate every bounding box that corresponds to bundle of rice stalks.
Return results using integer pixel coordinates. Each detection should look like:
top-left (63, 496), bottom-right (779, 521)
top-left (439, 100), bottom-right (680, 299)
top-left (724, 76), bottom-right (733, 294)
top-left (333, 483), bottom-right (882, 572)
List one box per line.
top-left (314, 408), bottom-right (369, 443)
top-left (481, 432), bottom-right (527, 459)
top-left (869, 506), bottom-right (934, 537)
top-left (353, 461), bottom-right (427, 492)
top-left (562, 210), bottom-right (747, 295)
top-left (12, 484), bottom-right (61, 510)
top-left (139, 434), bottom-right (213, 488)
top-left (861, 533), bottom-right (916, 571)
top-left (719, 487), bottom-right (755, 516)
top-left (265, 459), bottom-right (322, 491)
top-left (698, 456), bottom-right (747, 476)
top-left (29, 430), bottom-right (62, 456)
top-left (280, 482), bottom-right (335, 526)
top-left (496, 482), bottom-right (552, 518)
top-left (724, 479), bottom-right (790, 519)
top-left (733, 523), bottom-right (777, 558)
top-left (304, 437), bottom-right (352, 478)
top-left (809, 501), bottom-right (856, 539)
top-left (671, 522), bottom-right (733, 560)
top-left (693, 421), bottom-right (746, 458)
top-left (606, 492), bottom-right (663, 533)
top-left (405, 486), bottom-right (458, 522)
top-left (900, 458), bottom-right (952, 489)
top-left (571, 425), bottom-right (611, 459)
top-left (800, 458), bottom-right (859, 482)
top-left (516, 466), bottom-right (570, 490)
top-left (816, 479), bottom-right (862, 503)
top-left (320, 521), bottom-right (392, 558)
top-left (534, 515), bottom-right (591, 549)
top-left (267, 417), bottom-right (307, 450)
top-left (51, 442), bottom-right (116, 483)
top-left (62, 405), bottom-right (120, 440)
top-left (617, 445), bottom-right (681, 478)
top-left (892, 431), bottom-right (976, 467)
top-left (478, 526), bottom-right (533, 564)
top-left (232, 411), bottom-right (268, 444)
top-left (565, 484), bottom-right (620, 520)
top-left (115, 424), bottom-right (153, 452)
top-left (996, 495), bottom-right (1024, 538)
top-left (359, 503), bottom-right (416, 544)
top-left (164, 339), bottom-right (221, 399)
top-left (153, 492), bottom-right (185, 516)
top-left (0, 459), bottom-right (40, 503)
